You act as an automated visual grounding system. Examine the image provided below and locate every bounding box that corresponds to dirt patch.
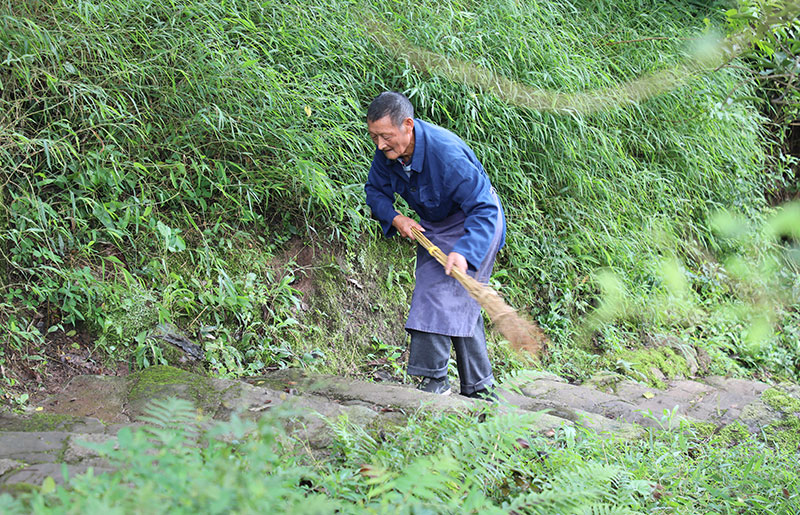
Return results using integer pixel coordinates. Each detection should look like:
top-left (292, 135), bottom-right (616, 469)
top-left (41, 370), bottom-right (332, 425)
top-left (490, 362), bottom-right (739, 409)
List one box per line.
top-left (2, 326), bottom-right (128, 409)
top-left (278, 237), bottom-right (321, 296)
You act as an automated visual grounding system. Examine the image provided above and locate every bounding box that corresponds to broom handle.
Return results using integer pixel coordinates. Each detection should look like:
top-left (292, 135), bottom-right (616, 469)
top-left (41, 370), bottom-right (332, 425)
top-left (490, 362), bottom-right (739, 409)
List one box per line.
top-left (409, 227), bottom-right (472, 285)
top-left (411, 227), bottom-right (546, 356)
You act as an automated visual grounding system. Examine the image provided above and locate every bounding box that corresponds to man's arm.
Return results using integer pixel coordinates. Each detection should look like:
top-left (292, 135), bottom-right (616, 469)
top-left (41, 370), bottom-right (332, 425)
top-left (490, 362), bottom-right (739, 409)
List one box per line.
top-left (447, 159), bottom-right (499, 271)
top-left (365, 161), bottom-right (426, 240)
top-left (444, 251), bottom-right (468, 276)
top-left (364, 163), bottom-right (402, 237)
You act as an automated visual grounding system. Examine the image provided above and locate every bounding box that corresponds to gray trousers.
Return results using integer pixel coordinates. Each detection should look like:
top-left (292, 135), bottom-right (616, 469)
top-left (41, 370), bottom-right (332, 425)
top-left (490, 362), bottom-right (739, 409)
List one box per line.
top-left (406, 315), bottom-right (494, 395)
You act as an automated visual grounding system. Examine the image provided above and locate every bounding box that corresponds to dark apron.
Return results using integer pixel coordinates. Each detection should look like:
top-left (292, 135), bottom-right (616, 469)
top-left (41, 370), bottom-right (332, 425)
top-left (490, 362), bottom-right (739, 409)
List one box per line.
top-left (405, 192), bottom-right (504, 337)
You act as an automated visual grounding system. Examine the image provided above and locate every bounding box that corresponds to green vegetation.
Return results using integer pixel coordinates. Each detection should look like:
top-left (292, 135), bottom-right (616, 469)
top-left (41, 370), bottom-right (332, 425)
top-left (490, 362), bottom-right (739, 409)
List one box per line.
top-left (0, 0), bottom-right (799, 510)
top-left (0, 412), bottom-right (79, 432)
top-left (2, 397), bottom-right (799, 513)
top-left (726, 0), bottom-right (800, 132)
top-left (1, 0), bottom-right (796, 389)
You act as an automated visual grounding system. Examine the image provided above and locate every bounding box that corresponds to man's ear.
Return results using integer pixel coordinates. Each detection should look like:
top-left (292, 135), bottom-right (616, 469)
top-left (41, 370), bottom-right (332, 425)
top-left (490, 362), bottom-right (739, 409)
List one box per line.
top-left (402, 117), bottom-right (414, 132)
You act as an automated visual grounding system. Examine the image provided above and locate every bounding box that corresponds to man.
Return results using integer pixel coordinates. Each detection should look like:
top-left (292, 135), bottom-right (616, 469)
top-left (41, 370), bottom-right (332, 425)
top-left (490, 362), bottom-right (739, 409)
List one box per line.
top-left (364, 91), bottom-right (505, 399)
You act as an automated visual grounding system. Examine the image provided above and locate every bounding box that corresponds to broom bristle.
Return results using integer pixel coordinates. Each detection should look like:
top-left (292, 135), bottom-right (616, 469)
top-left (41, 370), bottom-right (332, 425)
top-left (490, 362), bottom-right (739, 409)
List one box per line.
top-left (409, 228), bottom-right (548, 356)
top-left (462, 275), bottom-right (547, 356)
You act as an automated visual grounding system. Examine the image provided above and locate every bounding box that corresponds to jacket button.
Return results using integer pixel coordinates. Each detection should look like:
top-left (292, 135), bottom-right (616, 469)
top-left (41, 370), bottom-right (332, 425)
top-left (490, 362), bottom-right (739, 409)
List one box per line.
top-left (410, 187), bottom-right (417, 192)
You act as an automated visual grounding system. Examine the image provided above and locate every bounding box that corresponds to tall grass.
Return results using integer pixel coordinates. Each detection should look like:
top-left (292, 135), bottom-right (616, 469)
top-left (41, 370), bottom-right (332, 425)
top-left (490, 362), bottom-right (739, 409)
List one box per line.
top-left (0, 0), bottom-right (792, 380)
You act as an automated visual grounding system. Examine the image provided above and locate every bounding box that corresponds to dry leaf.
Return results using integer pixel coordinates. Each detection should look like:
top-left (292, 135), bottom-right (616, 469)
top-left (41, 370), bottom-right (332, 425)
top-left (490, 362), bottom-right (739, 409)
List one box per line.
top-left (347, 277), bottom-right (364, 289)
top-left (652, 483), bottom-right (665, 500)
top-left (248, 401), bottom-right (273, 412)
top-left (359, 464), bottom-right (381, 478)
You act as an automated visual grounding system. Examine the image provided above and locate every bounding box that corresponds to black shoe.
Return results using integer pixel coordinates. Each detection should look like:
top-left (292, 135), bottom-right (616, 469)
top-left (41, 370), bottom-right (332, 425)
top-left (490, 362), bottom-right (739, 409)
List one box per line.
top-left (464, 387), bottom-right (498, 402)
top-left (417, 376), bottom-right (451, 395)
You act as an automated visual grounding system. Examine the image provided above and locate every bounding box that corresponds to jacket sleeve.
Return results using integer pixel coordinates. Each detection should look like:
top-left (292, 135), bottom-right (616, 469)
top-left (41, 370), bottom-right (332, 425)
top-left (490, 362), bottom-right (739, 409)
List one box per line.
top-left (365, 160), bottom-right (400, 238)
top-left (448, 159), bottom-right (499, 270)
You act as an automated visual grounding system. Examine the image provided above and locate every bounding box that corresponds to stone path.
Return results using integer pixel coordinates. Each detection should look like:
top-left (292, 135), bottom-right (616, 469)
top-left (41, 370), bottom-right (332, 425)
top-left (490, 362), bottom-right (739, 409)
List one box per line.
top-left (1, 366), bottom-right (798, 492)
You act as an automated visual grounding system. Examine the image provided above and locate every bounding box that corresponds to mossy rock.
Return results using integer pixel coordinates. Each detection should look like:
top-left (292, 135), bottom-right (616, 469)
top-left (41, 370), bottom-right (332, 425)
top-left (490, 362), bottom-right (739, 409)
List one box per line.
top-left (763, 416), bottom-right (800, 451)
top-left (762, 386), bottom-right (800, 414)
top-left (125, 365), bottom-right (222, 417)
top-left (714, 421), bottom-right (750, 445)
top-left (582, 371), bottom-right (626, 393)
top-left (0, 413), bottom-right (78, 432)
top-left (613, 347), bottom-right (690, 388)
top-left (760, 385), bottom-right (800, 451)
top-left (689, 421), bottom-right (718, 439)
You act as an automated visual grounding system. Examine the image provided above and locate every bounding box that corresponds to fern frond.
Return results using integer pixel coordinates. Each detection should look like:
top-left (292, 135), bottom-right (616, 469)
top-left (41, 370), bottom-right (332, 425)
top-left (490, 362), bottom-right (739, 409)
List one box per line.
top-left (504, 462), bottom-right (642, 514)
top-left (138, 397), bottom-right (197, 430)
top-left (587, 503), bottom-right (640, 515)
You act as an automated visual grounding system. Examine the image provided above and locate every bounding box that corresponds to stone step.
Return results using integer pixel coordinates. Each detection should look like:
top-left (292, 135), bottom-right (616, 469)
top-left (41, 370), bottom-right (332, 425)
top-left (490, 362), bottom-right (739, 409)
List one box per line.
top-left (2, 366), bottom-right (797, 494)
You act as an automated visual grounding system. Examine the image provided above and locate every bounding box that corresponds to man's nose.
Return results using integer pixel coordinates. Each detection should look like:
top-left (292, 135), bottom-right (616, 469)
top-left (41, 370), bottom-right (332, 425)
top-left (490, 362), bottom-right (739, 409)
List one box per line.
top-left (377, 136), bottom-right (389, 150)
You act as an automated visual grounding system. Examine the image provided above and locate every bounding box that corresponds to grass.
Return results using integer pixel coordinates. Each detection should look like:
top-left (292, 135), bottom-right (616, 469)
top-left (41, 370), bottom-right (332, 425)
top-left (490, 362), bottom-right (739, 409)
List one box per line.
top-left (0, 0), bottom-right (797, 392)
top-left (2, 2), bottom-right (798, 509)
top-left (2, 396), bottom-right (799, 512)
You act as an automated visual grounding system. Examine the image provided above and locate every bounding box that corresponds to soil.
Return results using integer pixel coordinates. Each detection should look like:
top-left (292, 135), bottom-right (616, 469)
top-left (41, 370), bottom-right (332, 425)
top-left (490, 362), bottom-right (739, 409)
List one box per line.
top-left (2, 326), bottom-right (129, 408)
top-left (277, 237), bottom-right (321, 297)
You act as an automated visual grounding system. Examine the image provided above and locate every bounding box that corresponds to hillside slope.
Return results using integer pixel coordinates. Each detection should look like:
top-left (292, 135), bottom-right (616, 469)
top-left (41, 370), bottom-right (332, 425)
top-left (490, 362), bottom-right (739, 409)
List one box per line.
top-left (0, 0), bottom-right (797, 396)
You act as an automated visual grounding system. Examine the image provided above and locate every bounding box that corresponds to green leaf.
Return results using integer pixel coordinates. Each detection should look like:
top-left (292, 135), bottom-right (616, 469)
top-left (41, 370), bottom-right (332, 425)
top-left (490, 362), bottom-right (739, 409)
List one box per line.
top-left (41, 476), bottom-right (56, 495)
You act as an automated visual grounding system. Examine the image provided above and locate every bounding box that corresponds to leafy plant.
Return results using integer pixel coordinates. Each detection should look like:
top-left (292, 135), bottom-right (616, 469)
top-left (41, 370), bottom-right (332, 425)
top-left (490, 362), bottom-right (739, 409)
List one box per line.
top-left (0, 0), bottom-right (797, 402)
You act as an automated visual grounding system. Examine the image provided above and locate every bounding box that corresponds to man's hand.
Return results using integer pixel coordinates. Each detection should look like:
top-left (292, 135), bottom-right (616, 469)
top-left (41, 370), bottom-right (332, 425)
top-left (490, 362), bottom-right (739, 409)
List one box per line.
top-left (392, 214), bottom-right (424, 239)
top-left (445, 252), bottom-right (467, 276)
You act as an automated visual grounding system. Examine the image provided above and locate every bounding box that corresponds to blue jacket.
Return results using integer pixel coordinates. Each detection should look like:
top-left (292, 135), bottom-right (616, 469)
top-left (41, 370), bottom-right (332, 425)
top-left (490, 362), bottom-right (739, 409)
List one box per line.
top-left (365, 119), bottom-right (505, 270)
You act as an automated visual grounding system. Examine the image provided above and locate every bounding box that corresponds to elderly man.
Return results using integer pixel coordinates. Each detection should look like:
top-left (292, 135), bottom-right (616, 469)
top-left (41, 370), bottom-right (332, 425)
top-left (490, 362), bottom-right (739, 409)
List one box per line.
top-left (364, 91), bottom-right (505, 399)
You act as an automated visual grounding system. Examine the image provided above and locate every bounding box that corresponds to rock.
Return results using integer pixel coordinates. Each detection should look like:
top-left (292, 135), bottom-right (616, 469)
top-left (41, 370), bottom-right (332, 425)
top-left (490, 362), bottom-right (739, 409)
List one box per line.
top-left (503, 370), bottom-right (568, 390)
top-left (262, 369), bottom-right (473, 413)
top-left (2, 463), bottom-right (66, 486)
top-left (0, 432), bottom-right (71, 463)
top-left (0, 414), bottom-right (105, 434)
top-left (3, 364), bottom-right (797, 495)
top-left (148, 323), bottom-right (203, 361)
top-left (63, 433), bottom-right (117, 462)
top-left (2, 462), bottom-right (114, 487)
top-left (582, 371), bottom-right (626, 392)
top-left (40, 375), bottom-right (130, 423)
top-left (738, 400), bottom-right (778, 433)
top-left (70, 417), bottom-right (106, 434)
top-left (649, 367), bottom-right (667, 384)
top-left (0, 459), bottom-right (23, 477)
top-left (340, 404), bottom-right (379, 426)
top-left (125, 367), bottom-right (218, 417)
top-left (569, 410), bottom-right (644, 439)
top-left (519, 379), bottom-right (628, 414)
top-left (675, 344), bottom-right (700, 376)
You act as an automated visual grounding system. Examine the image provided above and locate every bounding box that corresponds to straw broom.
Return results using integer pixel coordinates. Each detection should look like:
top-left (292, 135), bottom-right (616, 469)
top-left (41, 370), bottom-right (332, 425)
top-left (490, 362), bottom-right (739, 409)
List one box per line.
top-left (410, 227), bottom-right (547, 356)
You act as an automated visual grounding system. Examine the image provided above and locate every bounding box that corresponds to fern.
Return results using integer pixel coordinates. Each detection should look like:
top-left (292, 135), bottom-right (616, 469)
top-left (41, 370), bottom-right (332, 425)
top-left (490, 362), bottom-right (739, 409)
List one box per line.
top-left (326, 404), bottom-right (659, 513)
top-left (328, 412), bottom-right (382, 464)
top-left (504, 463), bottom-right (645, 514)
top-left (137, 397), bottom-right (197, 430)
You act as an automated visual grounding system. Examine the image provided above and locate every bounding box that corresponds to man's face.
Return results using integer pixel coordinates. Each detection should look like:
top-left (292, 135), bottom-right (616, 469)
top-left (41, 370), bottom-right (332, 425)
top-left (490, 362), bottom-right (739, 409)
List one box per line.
top-left (367, 116), bottom-right (414, 161)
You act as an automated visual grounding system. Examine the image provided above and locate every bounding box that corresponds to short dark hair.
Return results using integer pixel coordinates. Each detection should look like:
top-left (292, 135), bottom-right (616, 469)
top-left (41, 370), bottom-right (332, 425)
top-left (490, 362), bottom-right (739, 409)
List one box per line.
top-left (367, 92), bottom-right (414, 127)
